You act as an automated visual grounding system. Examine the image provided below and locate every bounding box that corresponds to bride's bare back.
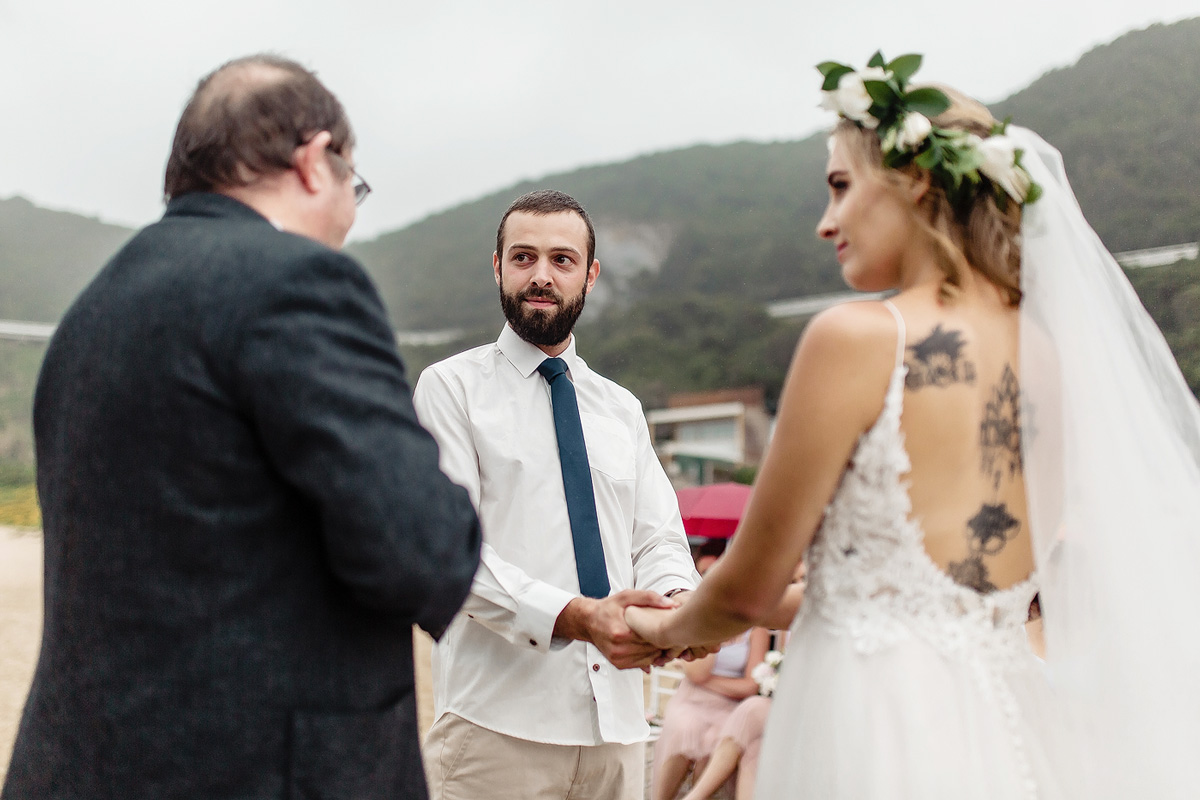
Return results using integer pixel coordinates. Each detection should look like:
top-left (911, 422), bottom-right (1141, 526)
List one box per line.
top-left (892, 286), bottom-right (1033, 593)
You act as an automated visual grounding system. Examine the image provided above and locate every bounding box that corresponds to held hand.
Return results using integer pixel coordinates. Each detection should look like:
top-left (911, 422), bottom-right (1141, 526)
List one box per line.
top-left (676, 641), bottom-right (724, 661)
top-left (623, 604), bottom-right (674, 648)
top-left (556, 589), bottom-right (677, 670)
top-left (625, 605), bottom-right (725, 663)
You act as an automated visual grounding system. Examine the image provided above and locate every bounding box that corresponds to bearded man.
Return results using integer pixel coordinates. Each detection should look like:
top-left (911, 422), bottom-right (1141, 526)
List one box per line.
top-left (413, 189), bottom-right (700, 799)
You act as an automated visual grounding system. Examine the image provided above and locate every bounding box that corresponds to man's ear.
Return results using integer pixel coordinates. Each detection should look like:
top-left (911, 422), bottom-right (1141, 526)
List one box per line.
top-left (292, 130), bottom-right (334, 195)
top-left (493, 252), bottom-right (502, 287)
top-left (585, 259), bottom-right (600, 294)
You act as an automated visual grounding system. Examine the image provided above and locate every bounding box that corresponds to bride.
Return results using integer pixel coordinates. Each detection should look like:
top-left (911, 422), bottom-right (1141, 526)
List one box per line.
top-left (627, 52), bottom-right (1200, 798)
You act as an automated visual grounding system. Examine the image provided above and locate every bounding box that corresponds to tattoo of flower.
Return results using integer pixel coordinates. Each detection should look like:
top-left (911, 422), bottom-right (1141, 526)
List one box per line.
top-left (904, 324), bottom-right (977, 390)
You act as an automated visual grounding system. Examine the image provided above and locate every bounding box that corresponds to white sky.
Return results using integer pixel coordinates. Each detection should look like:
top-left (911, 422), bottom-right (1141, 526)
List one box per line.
top-left (2, 0), bottom-right (1196, 240)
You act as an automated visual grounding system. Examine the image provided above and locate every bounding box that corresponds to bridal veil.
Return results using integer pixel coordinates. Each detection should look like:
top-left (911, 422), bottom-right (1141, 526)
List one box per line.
top-left (1015, 126), bottom-right (1200, 796)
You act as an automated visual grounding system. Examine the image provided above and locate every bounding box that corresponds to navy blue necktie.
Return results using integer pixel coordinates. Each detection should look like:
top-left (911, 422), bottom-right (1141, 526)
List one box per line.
top-left (537, 357), bottom-right (611, 599)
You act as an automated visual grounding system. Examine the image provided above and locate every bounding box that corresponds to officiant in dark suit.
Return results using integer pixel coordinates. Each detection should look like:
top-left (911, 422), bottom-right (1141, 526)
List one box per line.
top-left (1, 54), bottom-right (481, 800)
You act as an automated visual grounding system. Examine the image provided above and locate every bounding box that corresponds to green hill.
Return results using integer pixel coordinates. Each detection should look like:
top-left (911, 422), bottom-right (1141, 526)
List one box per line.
top-left (992, 18), bottom-right (1200, 251)
top-left (0, 196), bottom-right (133, 322)
top-left (353, 18), bottom-right (1200, 335)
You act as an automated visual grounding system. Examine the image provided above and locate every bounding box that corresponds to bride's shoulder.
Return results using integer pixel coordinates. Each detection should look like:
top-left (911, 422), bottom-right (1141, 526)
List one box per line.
top-left (780, 300), bottom-right (900, 432)
top-left (798, 300), bottom-right (901, 362)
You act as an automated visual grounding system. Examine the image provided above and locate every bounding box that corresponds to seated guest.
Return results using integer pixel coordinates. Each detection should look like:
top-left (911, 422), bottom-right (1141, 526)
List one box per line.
top-left (651, 625), bottom-right (772, 800)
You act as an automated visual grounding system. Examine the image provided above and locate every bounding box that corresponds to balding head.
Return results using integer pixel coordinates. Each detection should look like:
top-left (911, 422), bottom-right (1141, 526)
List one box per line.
top-left (163, 54), bottom-right (354, 200)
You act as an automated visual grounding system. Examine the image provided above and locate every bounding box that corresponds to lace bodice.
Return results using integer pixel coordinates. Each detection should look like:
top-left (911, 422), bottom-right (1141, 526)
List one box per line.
top-left (800, 302), bottom-right (1039, 671)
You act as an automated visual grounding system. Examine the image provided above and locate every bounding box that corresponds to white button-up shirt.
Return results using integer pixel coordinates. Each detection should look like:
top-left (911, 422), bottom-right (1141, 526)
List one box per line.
top-left (413, 325), bottom-right (699, 745)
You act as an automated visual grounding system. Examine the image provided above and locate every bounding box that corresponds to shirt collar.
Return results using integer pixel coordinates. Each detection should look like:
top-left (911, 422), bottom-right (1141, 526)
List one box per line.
top-left (497, 324), bottom-right (581, 379)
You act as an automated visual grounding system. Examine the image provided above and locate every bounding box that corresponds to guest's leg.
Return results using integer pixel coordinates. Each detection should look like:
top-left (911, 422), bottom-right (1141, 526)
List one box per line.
top-left (733, 739), bottom-right (761, 800)
top-left (653, 753), bottom-right (694, 800)
top-left (679, 739), bottom-right (742, 800)
top-left (731, 698), bottom-right (771, 800)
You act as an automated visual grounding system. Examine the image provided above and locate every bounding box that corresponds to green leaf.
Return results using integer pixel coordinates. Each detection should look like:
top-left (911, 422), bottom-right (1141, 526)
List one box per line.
top-left (863, 79), bottom-right (897, 106)
top-left (819, 65), bottom-right (854, 91)
top-left (816, 61), bottom-right (851, 78)
top-left (915, 147), bottom-right (940, 170)
top-left (867, 51), bottom-right (886, 69)
top-left (1024, 182), bottom-right (1044, 205)
top-left (952, 146), bottom-right (985, 173)
top-left (887, 54), bottom-right (923, 85)
top-left (904, 87), bottom-right (951, 118)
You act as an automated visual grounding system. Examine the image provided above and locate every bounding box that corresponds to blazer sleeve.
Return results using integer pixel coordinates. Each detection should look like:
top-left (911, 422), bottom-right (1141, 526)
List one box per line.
top-left (231, 249), bottom-right (481, 639)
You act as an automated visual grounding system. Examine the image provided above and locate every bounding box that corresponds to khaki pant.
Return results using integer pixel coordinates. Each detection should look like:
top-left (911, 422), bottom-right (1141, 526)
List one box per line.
top-left (424, 713), bottom-right (644, 800)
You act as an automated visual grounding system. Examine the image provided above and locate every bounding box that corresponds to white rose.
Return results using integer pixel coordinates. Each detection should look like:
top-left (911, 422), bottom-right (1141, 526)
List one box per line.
top-left (976, 135), bottom-right (1032, 202)
top-left (819, 71), bottom-right (878, 129)
top-left (894, 112), bottom-right (932, 152)
top-left (857, 66), bottom-right (892, 82)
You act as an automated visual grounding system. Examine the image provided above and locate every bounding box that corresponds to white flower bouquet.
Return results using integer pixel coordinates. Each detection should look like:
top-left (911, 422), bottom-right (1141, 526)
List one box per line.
top-left (751, 649), bottom-right (785, 697)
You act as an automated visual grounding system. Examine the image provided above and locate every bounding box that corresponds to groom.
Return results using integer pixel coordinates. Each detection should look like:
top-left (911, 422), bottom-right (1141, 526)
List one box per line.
top-left (414, 189), bottom-right (702, 798)
top-left (2, 55), bottom-right (481, 800)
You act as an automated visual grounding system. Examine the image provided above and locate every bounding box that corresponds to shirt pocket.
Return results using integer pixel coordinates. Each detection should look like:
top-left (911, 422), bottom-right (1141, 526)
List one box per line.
top-left (580, 412), bottom-right (636, 481)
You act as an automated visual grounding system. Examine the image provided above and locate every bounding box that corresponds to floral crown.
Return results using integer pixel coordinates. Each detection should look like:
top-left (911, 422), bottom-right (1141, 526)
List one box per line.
top-left (817, 52), bottom-right (1042, 209)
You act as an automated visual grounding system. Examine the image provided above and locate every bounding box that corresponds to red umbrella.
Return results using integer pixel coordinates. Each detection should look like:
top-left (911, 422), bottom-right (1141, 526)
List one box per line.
top-left (675, 482), bottom-right (753, 540)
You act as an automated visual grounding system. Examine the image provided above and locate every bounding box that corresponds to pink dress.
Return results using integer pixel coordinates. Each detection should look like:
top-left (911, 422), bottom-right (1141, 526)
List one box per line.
top-left (654, 632), bottom-right (753, 766)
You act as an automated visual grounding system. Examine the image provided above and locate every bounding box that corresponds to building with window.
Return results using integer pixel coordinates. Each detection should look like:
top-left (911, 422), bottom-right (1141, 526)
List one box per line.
top-left (645, 386), bottom-right (773, 486)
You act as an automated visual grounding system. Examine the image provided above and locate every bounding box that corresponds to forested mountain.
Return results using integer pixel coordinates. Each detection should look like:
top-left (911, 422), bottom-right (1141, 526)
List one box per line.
top-left (992, 18), bottom-right (1200, 251)
top-left (353, 17), bottom-right (1200, 334)
top-left (0, 18), bottom-right (1198, 475)
top-left (0, 197), bottom-right (132, 322)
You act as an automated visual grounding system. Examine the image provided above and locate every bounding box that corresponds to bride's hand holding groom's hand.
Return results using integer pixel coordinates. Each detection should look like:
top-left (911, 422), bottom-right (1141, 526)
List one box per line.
top-left (624, 603), bottom-right (673, 647)
top-left (624, 604), bottom-right (724, 663)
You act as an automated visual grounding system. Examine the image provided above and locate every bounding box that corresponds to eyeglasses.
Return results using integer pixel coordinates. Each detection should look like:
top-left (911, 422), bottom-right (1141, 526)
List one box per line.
top-left (326, 150), bottom-right (372, 206)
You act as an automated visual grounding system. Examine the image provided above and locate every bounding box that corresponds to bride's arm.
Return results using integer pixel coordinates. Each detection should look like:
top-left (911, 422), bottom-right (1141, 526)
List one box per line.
top-left (627, 302), bottom-right (896, 648)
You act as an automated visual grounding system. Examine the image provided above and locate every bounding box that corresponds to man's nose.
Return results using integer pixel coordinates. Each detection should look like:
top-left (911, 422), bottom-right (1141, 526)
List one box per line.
top-left (529, 257), bottom-right (554, 286)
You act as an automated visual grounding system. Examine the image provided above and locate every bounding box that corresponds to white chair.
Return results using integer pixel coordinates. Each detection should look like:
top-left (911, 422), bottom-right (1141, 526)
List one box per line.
top-left (644, 664), bottom-right (685, 735)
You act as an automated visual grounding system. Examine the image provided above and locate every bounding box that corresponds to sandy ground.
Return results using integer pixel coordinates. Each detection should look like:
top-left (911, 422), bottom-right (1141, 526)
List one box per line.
top-left (0, 529), bottom-right (42, 787)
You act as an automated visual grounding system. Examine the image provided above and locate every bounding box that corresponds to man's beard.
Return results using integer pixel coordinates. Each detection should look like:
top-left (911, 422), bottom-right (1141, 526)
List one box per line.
top-left (500, 283), bottom-right (587, 348)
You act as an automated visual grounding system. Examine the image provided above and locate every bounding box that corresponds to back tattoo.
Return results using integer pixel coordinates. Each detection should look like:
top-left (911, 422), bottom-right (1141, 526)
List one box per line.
top-left (905, 323), bottom-right (1025, 593)
top-left (904, 324), bottom-right (977, 390)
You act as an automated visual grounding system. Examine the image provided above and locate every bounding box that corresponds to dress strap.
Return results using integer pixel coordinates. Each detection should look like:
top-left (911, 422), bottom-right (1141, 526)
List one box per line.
top-left (881, 299), bottom-right (906, 370)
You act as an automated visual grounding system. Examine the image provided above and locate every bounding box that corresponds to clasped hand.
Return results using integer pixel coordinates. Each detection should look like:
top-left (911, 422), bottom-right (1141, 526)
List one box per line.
top-left (557, 590), bottom-right (720, 671)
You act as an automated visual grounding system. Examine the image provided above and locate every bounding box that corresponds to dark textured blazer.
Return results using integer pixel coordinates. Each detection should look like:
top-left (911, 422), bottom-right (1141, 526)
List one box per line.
top-left (2, 193), bottom-right (482, 800)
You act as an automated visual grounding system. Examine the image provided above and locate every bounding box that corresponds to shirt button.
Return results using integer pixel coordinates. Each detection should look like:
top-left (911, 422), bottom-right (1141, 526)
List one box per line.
top-left (592, 663), bottom-right (600, 672)
top-left (529, 639), bottom-right (537, 647)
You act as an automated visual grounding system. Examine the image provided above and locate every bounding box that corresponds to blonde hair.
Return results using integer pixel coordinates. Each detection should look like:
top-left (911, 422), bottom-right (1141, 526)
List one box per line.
top-left (831, 87), bottom-right (1023, 305)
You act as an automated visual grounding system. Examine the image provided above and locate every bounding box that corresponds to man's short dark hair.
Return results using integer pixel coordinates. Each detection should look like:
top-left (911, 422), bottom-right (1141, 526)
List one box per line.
top-left (163, 54), bottom-right (354, 200)
top-left (496, 190), bottom-right (596, 265)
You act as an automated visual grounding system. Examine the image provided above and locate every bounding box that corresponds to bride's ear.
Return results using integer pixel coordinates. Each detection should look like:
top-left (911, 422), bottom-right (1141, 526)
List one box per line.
top-left (907, 171), bottom-right (932, 205)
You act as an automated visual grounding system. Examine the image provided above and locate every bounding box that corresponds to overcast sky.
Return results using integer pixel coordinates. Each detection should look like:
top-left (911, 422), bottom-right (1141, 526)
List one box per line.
top-left (2, 1), bottom-right (1196, 240)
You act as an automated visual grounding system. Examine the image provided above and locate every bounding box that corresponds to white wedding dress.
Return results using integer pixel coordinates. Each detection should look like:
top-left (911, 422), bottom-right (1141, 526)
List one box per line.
top-left (755, 301), bottom-right (1065, 800)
